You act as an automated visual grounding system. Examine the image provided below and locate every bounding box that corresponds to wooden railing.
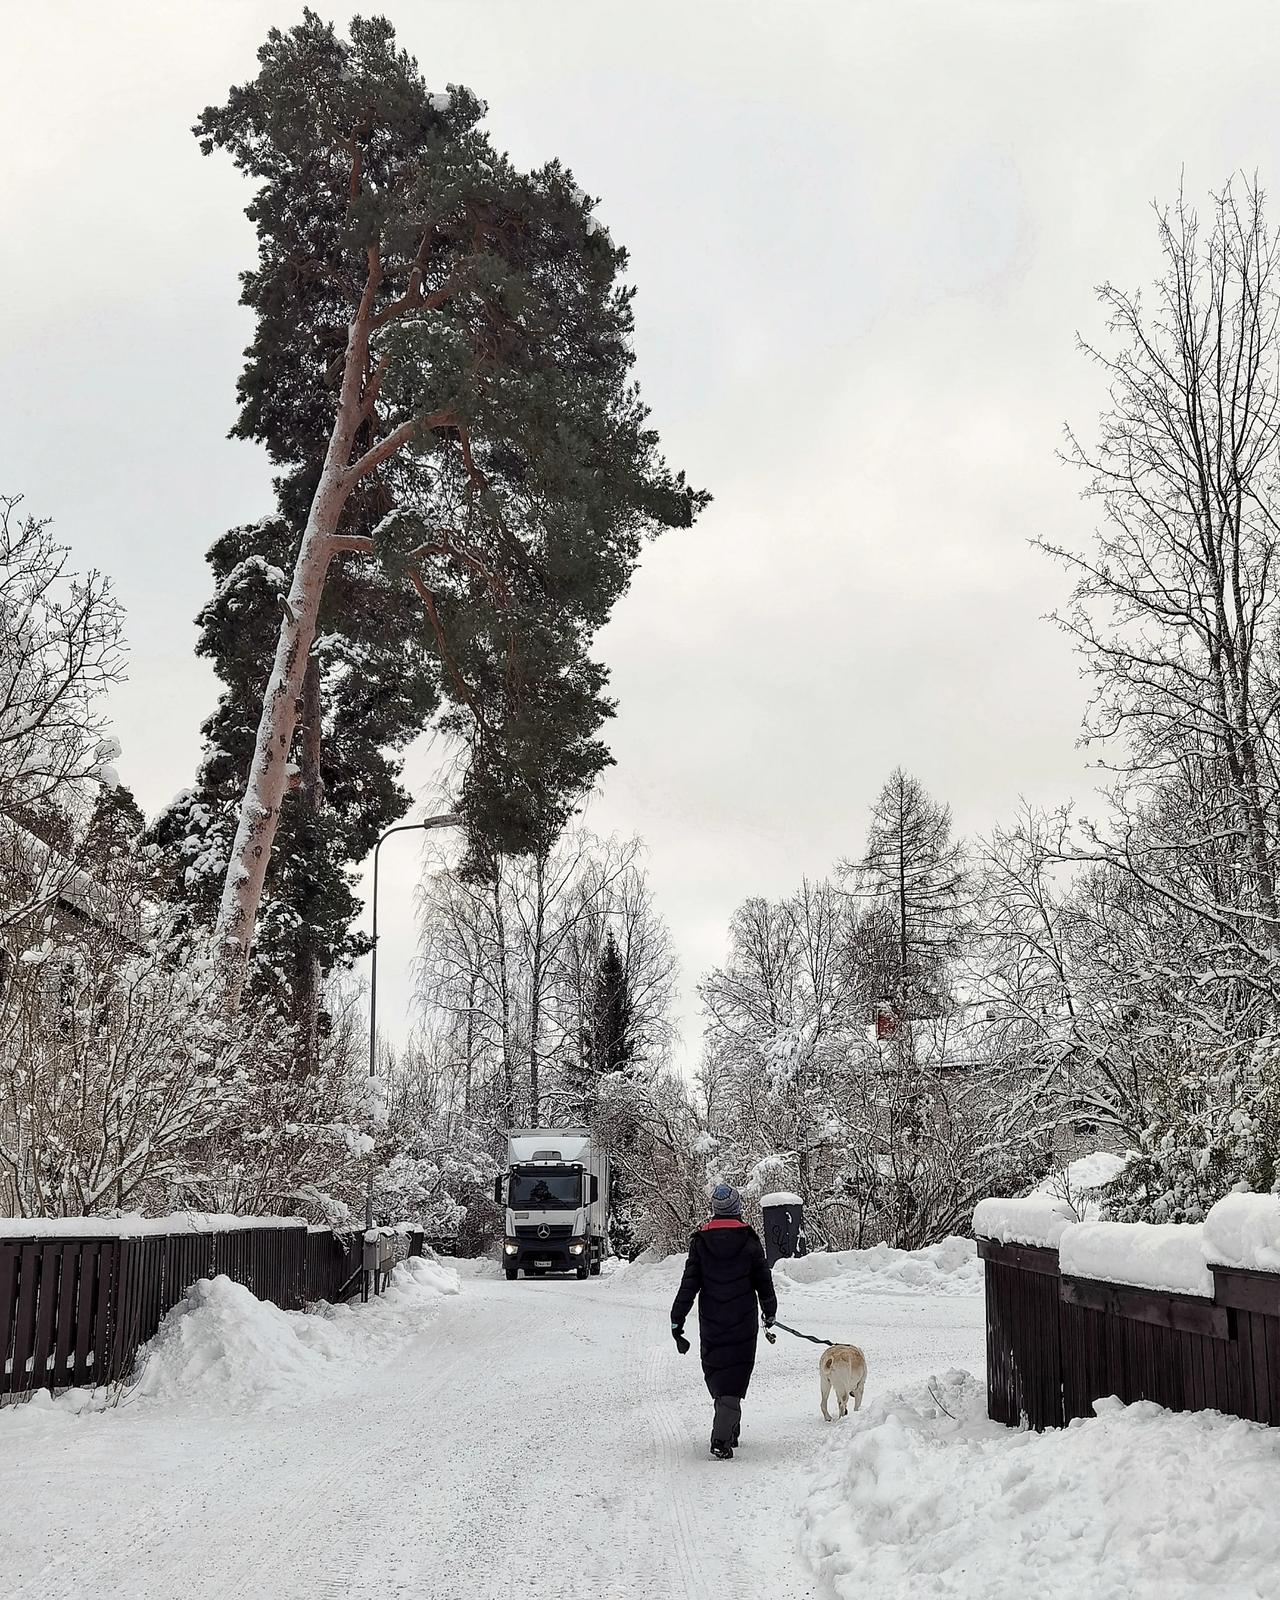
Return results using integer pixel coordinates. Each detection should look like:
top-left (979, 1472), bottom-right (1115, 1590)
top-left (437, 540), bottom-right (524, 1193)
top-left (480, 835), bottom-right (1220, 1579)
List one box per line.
top-left (0, 1222), bottom-right (422, 1397)
top-left (977, 1236), bottom-right (1280, 1430)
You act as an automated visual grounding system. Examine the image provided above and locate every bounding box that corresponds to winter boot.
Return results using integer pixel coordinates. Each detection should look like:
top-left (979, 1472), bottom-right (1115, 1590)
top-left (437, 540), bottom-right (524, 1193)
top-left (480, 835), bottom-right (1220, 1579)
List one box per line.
top-left (711, 1394), bottom-right (741, 1460)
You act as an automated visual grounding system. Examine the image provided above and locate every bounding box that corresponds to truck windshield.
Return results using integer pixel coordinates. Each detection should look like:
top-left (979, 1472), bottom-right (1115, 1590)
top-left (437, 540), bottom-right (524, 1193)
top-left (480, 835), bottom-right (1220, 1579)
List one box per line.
top-left (510, 1171), bottom-right (581, 1209)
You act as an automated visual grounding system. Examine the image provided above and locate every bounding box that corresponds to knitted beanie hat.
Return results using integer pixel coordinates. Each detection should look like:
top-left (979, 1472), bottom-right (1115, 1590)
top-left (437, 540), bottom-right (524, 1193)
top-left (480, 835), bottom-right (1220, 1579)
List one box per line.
top-left (710, 1182), bottom-right (744, 1218)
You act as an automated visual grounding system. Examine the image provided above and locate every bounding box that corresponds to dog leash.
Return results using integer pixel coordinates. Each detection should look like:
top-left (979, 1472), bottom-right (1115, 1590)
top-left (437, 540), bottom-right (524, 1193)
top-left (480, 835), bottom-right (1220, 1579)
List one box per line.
top-left (770, 1319), bottom-right (834, 1348)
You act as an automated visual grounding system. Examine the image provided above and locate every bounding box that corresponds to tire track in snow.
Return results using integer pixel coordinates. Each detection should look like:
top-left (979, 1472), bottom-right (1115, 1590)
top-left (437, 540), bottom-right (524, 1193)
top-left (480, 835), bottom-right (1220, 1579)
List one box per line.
top-left (204, 1322), bottom-right (478, 1600)
top-left (639, 1344), bottom-right (713, 1599)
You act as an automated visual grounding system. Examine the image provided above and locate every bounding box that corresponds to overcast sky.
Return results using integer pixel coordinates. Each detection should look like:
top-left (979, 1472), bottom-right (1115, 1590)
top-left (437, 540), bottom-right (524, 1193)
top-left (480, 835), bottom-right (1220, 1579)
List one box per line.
top-left (6, 0), bottom-right (1280, 1065)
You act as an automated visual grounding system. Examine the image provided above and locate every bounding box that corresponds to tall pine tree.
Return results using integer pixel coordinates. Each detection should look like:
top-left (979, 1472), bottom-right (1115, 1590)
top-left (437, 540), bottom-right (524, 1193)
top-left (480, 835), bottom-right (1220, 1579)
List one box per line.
top-left (195, 12), bottom-right (708, 1006)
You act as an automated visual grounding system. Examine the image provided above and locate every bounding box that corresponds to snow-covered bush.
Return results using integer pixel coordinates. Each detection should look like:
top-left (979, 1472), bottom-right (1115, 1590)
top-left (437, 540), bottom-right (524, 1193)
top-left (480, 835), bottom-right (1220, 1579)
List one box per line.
top-left (0, 915), bottom-right (247, 1217)
top-left (1099, 1037), bottom-right (1280, 1224)
top-left (0, 495), bottom-right (125, 842)
top-left (374, 1129), bottom-right (497, 1236)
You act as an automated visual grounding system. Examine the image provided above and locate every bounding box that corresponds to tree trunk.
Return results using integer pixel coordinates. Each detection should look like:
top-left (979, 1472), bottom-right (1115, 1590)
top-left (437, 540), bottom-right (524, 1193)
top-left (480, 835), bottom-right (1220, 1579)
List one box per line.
top-left (463, 970), bottom-right (476, 1119)
top-left (527, 853), bottom-right (547, 1126)
top-left (294, 651), bottom-right (324, 1077)
top-left (215, 469), bottom-right (347, 1009)
top-left (212, 238), bottom-right (405, 1012)
top-left (491, 873), bottom-right (515, 1128)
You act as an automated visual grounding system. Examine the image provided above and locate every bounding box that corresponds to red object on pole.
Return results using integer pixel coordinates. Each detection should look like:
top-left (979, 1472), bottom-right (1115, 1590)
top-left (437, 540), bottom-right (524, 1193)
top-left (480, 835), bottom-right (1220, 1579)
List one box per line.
top-left (875, 1003), bottom-right (898, 1041)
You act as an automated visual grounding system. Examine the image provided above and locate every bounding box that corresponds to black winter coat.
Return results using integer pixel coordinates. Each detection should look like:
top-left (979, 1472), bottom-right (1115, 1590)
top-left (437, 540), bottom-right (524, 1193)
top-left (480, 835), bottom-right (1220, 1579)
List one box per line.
top-left (670, 1219), bottom-right (778, 1399)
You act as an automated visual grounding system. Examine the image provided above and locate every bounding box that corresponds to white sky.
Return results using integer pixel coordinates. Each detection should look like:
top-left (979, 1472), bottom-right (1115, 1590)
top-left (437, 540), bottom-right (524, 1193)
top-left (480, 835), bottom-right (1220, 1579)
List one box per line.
top-left (6, 0), bottom-right (1280, 1066)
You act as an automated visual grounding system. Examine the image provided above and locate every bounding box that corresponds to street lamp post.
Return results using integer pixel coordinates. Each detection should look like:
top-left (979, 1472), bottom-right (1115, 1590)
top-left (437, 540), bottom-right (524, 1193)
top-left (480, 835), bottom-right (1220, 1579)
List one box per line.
top-left (364, 813), bottom-right (457, 1295)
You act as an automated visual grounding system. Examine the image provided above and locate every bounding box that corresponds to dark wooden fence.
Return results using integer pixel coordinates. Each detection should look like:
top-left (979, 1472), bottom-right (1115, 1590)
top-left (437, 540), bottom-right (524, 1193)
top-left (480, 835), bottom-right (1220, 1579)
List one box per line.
top-left (0, 1223), bottom-right (422, 1397)
top-left (978, 1236), bottom-right (1280, 1430)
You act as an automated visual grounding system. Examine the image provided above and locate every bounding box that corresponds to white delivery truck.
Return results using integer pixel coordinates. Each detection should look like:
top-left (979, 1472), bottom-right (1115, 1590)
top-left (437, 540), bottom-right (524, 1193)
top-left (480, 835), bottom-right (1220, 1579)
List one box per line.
top-left (495, 1128), bottom-right (610, 1280)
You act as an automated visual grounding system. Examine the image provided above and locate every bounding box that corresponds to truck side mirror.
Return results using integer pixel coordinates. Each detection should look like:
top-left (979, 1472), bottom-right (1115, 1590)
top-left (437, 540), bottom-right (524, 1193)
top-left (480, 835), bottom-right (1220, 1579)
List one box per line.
top-left (493, 1177), bottom-right (503, 1206)
top-left (589, 1177), bottom-right (599, 1203)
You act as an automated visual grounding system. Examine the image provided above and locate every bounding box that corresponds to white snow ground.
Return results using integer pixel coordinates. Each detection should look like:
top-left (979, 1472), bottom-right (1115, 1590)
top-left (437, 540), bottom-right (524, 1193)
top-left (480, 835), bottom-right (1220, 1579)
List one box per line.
top-left (4, 1237), bottom-right (1274, 1599)
top-left (0, 1241), bottom-right (984, 1599)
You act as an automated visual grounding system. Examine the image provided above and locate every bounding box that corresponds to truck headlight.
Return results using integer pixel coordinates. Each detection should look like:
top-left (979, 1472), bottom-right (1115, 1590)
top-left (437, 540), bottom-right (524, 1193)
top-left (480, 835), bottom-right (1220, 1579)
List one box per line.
top-left (568, 1241), bottom-right (585, 1256)
top-left (503, 1241), bottom-right (519, 1255)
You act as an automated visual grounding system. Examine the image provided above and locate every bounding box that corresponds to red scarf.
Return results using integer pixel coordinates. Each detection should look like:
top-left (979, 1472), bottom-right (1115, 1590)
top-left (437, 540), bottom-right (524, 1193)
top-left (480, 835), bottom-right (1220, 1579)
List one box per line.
top-left (701, 1217), bottom-right (746, 1231)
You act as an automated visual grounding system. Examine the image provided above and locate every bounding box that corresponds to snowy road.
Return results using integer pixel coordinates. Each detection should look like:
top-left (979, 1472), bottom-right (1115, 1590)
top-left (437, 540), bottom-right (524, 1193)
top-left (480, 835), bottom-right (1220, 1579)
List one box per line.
top-left (0, 1255), bottom-right (985, 1600)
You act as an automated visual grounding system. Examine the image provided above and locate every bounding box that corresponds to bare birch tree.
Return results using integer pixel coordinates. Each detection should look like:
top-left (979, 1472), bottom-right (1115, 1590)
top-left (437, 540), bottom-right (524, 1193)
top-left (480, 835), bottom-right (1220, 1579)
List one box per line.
top-left (1046, 181), bottom-right (1280, 1004)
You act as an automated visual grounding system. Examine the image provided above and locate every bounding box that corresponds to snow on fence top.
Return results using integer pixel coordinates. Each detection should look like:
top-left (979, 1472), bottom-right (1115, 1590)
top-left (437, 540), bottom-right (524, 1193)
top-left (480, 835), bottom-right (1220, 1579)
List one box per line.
top-left (760, 1191), bottom-right (803, 1208)
top-left (971, 1153), bottom-right (1129, 1249)
top-left (0, 1211), bottom-right (308, 1239)
top-left (974, 1187), bottom-right (1280, 1296)
top-left (1059, 1220), bottom-right (1215, 1299)
top-left (971, 1195), bottom-right (1079, 1250)
top-left (1202, 1192), bottom-right (1280, 1274)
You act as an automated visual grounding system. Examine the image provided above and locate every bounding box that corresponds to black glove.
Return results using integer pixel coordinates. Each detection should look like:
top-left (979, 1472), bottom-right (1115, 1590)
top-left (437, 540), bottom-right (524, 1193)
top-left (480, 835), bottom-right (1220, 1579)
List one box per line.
top-left (763, 1317), bottom-right (777, 1345)
top-left (671, 1322), bottom-right (691, 1355)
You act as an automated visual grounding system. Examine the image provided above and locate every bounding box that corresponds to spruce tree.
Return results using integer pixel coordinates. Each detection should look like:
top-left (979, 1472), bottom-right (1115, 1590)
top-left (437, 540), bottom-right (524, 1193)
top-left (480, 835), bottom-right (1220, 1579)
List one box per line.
top-left (195, 12), bottom-right (708, 1006)
top-left (853, 768), bottom-right (967, 1034)
top-left (585, 929), bottom-right (634, 1081)
top-left (578, 928), bottom-right (638, 1255)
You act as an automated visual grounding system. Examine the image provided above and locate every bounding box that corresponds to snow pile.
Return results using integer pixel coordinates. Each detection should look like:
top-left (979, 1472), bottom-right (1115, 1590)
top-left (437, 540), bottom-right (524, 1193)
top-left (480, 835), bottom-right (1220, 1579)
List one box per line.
top-left (131, 1277), bottom-right (347, 1412)
top-left (1037, 1150), bottom-right (1127, 1194)
top-left (1058, 1220), bottom-right (1214, 1298)
top-left (0, 1211), bottom-right (307, 1239)
top-left (972, 1195), bottom-right (1079, 1249)
top-left (776, 1236), bottom-right (983, 1297)
top-left (760, 1191), bottom-right (804, 1208)
top-left (802, 1373), bottom-right (1280, 1600)
top-left (130, 1256), bottom-right (459, 1413)
top-left (438, 1253), bottom-right (502, 1280)
top-left (609, 1247), bottom-right (687, 1293)
top-left (1203, 1191), bottom-right (1280, 1272)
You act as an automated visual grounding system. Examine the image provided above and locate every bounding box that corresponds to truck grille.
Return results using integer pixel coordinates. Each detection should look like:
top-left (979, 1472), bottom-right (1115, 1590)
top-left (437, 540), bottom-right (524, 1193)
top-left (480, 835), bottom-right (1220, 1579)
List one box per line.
top-left (514, 1224), bottom-right (573, 1240)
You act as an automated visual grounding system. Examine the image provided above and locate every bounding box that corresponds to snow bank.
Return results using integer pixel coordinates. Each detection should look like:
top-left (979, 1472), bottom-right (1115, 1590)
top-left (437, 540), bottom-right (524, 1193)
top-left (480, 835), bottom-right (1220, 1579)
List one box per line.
top-left (610, 1247), bottom-right (687, 1293)
top-left (802, 1372), bottom-right (1280, 1600)
top-left (611, 1237), bottom-right (982, 1300)
top-left (1203, 1191), bottom-right (1280, 1273)
top-left (129, 1255), bottom-right (459, 1413)
top-left (438, 1253), bottom-right (502, 1280)
top-left (1058, 1220), bottom-right (1214, 1298)
top-left (0, 1211), bottom-right (308, 1239)
top-left (776, 1236), bottom-right (983, 1298)
top-left (972, 1195), bottom-right (1078, 1249)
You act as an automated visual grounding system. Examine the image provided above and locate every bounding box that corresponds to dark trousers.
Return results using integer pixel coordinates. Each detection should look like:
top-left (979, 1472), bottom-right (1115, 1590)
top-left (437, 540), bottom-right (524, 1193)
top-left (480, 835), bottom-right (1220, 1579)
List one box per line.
top-left (710, 1392), bottom-right (741, 1446)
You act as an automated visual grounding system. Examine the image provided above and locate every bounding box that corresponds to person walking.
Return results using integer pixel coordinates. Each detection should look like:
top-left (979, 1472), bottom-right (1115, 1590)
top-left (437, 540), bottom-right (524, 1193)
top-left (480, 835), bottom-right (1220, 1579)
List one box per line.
top-left (670, 1182), bottom-right (778, 1459)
